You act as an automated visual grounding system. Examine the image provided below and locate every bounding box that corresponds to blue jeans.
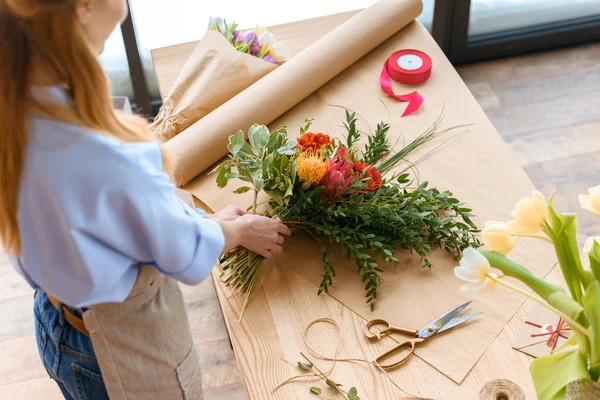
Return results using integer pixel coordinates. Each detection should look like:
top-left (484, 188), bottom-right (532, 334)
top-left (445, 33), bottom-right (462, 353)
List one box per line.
top-left (34, 292), bottom-right (109, 400)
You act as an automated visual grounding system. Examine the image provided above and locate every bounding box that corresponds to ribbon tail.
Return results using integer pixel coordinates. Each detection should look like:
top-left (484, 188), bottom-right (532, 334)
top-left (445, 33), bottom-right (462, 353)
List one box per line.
top-left (398, 91), bottom-right (424, 117)
top-left (380, 63), bottom-right (424, 118)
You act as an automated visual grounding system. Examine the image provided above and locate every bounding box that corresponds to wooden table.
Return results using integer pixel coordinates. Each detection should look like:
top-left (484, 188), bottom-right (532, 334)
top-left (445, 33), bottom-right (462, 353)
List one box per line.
top-left (151, 11), bottom-right (559, 399)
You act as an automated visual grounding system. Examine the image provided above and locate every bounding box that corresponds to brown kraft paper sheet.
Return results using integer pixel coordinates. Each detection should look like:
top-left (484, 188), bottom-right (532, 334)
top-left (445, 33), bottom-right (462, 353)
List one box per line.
top-left (163, 0), bottom-right (555, 384)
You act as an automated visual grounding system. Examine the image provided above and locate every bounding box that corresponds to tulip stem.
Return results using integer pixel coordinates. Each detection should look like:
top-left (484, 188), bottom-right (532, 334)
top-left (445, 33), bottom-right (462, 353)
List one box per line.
top-left (488, 274), bottom-right (589, 336)
top-left (517, 233), bottom-right (553, 244)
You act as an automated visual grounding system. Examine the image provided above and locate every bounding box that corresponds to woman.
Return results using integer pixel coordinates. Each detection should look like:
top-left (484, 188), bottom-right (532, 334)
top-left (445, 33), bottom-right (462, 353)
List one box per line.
top-left (0, 1), bottom-right (291, 399)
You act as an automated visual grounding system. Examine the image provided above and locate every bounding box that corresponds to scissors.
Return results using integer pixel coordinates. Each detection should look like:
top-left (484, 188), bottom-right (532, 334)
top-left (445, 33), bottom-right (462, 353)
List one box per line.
top-left (364, 301), bottom-right (481, 369)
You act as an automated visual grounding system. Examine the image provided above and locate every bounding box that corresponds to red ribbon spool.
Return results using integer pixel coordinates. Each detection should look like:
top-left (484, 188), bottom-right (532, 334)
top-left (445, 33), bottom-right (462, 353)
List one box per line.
top-left (380, 49), bottom-right (432, 117)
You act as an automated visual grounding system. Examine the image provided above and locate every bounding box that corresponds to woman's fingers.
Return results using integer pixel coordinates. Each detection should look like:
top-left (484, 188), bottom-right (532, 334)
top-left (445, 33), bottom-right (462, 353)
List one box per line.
top-left (276, 235), bottom-right (285, 245)
top-left (278, 223), bottom-right (292, 236)
top-left (268, 244), bottom-right (283, 254)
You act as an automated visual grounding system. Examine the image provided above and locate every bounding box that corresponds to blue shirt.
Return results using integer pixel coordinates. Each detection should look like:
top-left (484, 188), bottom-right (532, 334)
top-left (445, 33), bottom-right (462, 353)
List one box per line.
top-left (10, 87), bottom-right (225, 307)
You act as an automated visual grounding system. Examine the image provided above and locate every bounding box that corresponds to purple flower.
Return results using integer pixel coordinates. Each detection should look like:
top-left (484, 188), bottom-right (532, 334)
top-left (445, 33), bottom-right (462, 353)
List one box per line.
top-left (232, 30), bottom-right (240, 43)
top-left (250, 40), bottom-right (260, 55)
top-left (241, 31), bottom-right (256, 43)
top-left (263, 55), bottom-right (277, 64)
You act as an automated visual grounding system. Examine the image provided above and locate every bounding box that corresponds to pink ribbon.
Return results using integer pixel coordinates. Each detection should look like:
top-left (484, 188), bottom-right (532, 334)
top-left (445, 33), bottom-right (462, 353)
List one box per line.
top-left (380, 60), bottom-right (424, 117)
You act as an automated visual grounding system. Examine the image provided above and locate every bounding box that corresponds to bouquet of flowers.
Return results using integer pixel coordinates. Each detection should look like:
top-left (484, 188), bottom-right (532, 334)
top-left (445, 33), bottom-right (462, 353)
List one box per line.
top-left (208, 17), bottom-right (290, 64)
top-left (214, 112), bottom-right (481, 319)
top-left (454, 188), bottom-right (600, 399)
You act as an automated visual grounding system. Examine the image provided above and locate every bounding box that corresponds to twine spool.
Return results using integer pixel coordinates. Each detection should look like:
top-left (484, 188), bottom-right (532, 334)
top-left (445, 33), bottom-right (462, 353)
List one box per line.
top-left (479, 379), bottom-right (525, 400)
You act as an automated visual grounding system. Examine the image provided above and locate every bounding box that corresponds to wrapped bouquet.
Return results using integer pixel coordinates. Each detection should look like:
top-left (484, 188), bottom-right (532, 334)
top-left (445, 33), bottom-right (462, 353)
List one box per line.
top-left (214, 112), bottom-right (481, 319)
top-left (152, 18), bottom-right (288, 141)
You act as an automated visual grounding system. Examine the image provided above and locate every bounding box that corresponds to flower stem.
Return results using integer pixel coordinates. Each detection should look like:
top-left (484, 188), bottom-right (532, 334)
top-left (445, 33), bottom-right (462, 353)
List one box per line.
top-left (517, 233), bottom-right (553, 243)
top-left (488, 274), bottom-right (589, 336)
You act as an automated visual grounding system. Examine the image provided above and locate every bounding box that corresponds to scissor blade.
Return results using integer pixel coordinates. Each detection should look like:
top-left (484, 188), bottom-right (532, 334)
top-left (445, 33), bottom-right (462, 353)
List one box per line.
top-left (437, 312), bottom-right (481, 334)
top-left (417, 301), bottom-right (472, 339)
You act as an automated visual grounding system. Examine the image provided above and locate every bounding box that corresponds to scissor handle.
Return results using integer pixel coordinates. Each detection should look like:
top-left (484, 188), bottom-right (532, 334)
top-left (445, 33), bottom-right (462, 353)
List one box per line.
top-left (373, 338), bottom-right (425, 369)
top-left (365, 319), bottom-right (418, 340)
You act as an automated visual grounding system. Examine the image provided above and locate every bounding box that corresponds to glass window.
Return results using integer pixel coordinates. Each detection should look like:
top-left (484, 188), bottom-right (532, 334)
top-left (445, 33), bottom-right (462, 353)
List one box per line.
top-left (468, 0), bottom-right (600, 37)
top-left (97, 27), bottom-right (135, 100)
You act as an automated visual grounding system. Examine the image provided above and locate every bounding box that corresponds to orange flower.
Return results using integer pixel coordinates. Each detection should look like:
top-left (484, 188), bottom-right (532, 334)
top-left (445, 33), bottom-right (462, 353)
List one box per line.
top-left (297, 149), bottom-right (328, 185)
top-left (354, 162), bottom-right (382, 191)
top-left (297, 132), bottom-right (333, 151)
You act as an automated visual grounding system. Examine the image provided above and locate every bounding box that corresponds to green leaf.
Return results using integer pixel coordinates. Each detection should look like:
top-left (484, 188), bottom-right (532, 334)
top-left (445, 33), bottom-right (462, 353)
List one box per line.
top-left (589, 240), bottom-right (600, 282)
top-left (547, 292), bottom-right (585, 322)
top-left (216, 163), bottom-right (231, 188)
top-left (530, 348), bottom-right (590, 400)
top-left (310, 387), bottom-right (321, 395)
top-left (297, 362), bottom-right (312, 371)
top-left (325, 379), bottom-right (339, 390)
top-left (584, 281), bottom-right (600, 379)
top-left (554, 213), bottom-right (585, 302)
top-left (347, 387), bottom-right (359, 400)
top-left (248, 124), bottom-right (270, 151)
top-left (481, 251), bottom-right (564, 300)
top-left (228, 130), bottom-right (245, 156)
top-left (233, 186), bottom-right (252, 194)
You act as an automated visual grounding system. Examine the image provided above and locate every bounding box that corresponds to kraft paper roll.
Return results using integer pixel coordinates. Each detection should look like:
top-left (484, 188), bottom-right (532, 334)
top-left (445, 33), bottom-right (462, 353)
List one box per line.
top-left (164, 0), bottom-right (423, 186)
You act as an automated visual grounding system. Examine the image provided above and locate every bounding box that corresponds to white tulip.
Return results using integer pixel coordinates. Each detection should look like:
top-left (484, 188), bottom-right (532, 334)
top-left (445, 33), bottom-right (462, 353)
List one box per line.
top-left (258, 32), bottom-right (276, 50)
top-left (208, 17), bottom-right (225, 32)
top-left (508, 190), bottom-right (548, 235)
top-left (482, 221), bottom-right (518, 255)
top-left (269, 42), bottom-right (290, 62)
top-left (583, 236), bottom-right (600, 255)
top-left (254, 25), bottom-right (268, 38)
top-left (454, 248), bottom-right (497, 295)
top-left (579, 185), bottom-right (600, 216)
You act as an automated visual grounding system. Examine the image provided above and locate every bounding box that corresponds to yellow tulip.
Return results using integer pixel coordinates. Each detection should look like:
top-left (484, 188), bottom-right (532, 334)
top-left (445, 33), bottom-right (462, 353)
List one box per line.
top-left (254, 25), bottom-right (268, 38)
top-left (508, 190), bottom-right (547, 235)
top-left (482, 221), bottom-right (518, 255)
top-left (579, 185), bottom-right (600, 216)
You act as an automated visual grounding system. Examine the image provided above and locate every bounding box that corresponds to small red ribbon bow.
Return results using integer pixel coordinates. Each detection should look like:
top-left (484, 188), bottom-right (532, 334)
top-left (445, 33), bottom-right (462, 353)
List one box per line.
top-left (526, 318), bottom-right (571, 353)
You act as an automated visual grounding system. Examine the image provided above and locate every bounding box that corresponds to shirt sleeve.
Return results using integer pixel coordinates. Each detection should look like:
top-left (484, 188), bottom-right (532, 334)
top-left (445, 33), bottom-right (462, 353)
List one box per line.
top-left (71, 141), bottom-right (225, 285)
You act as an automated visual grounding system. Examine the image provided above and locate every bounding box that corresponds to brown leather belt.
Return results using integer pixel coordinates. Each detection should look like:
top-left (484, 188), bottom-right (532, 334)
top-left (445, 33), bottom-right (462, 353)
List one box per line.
top-left (47, 294), bottom-right (90, 337)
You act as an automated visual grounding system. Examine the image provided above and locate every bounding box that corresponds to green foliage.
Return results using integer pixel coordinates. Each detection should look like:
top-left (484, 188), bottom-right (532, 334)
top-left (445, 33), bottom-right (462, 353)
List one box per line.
top-left (342, 111), bottom-right (361, 153)
top-left (362, 121), bottom-right (390, 165)
top-left (279, 179), bottom-right (480, 310)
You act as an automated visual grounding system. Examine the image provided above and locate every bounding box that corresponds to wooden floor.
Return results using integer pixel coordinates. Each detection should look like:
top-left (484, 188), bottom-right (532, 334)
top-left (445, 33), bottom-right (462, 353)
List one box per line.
top-left (1, 41), bottom-right (599, 399)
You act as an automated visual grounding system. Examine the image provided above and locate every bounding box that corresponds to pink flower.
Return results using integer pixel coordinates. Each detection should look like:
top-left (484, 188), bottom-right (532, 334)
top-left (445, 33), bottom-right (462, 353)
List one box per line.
top-left (319, 147), bottom-right (355, 198)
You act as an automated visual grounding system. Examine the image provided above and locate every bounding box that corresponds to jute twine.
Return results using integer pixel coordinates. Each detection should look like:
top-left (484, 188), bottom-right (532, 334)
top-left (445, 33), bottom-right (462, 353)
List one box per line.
top-left (150, 99), bottom-right (187, 142)
top-left (479, 379), bottom-right (525, 400)
top-left (566, 379), bottom-right (600, 400)
top-left (273, 318), bottom-right (432, 399)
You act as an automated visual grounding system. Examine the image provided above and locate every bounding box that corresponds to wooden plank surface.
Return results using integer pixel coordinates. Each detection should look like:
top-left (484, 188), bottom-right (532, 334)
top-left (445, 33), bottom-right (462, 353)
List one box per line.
top-left (148, 11), bottom-right (600, 400)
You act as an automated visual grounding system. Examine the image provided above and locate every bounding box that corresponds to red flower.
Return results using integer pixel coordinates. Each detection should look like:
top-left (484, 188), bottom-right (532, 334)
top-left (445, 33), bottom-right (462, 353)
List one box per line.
top-left (319, 147), bottom-right (355, 198)
top-left (354, 161), bottom-right (382, 192)
top-left (297, 132), bottom-right (333, 151)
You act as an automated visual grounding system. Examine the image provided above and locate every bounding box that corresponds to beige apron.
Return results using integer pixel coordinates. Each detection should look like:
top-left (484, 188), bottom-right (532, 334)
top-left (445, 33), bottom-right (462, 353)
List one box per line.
top-left (82, 265), bottom-right (203, 400)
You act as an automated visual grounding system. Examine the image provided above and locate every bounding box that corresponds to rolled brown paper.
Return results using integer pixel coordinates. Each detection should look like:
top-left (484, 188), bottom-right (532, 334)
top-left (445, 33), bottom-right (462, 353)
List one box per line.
top-left (164, 0), bottom-right (423, 186)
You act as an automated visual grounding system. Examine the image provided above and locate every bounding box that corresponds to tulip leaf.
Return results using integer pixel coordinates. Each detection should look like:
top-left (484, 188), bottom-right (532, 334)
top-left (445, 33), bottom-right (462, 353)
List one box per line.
top-left (557, 335), bottom-right (578, 352)
top-left (589, 241), bottom-right (600, 282)
top-left (554, 213), bottom-right (585, 302)
top-left (481, 251), bottom-right (564, 301)
top-left (530, 348), bottom-right (590, 400)
top-left (547, 190), bottom-right (561, 233)
top-left (228, 130), bottom-right (245, 156)
top-left (248, 124), bottom-right (270, 151)
top-left (547, 292), bottom-right (584, 321)
top-left (584, 281), bottom-right (600, 380)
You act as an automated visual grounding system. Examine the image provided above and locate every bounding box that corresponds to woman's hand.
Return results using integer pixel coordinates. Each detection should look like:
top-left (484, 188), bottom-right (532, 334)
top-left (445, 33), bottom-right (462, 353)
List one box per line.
top-left (217, 214), bottom-right (292, 258)
top-left (207, 205), bottom-right (246, 222)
